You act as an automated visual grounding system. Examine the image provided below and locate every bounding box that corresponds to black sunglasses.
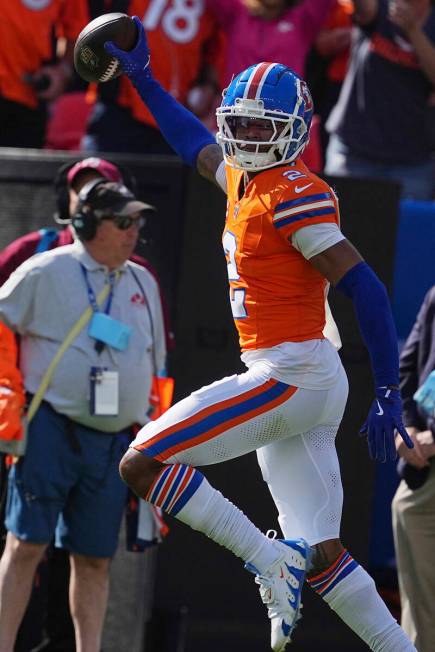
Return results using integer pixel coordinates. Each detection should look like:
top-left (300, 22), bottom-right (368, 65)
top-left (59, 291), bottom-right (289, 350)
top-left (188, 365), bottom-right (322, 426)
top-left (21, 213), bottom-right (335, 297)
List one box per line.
top-left (103, 214), bottom-right (146, 230)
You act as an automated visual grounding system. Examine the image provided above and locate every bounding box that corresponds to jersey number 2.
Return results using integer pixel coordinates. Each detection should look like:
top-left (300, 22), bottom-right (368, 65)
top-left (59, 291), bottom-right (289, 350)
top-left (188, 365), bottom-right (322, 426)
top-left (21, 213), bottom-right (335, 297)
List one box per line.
top-left (223, 231), bottom-right (247, 319)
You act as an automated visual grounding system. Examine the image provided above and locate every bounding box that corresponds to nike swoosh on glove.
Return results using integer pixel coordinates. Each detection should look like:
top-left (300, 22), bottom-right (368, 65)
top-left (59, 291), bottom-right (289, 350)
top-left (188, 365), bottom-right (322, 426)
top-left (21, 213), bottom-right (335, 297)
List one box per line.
top-left (359, 387), bottom-right (414, 462)
top-left (105, 16), bottom-right (151, 82)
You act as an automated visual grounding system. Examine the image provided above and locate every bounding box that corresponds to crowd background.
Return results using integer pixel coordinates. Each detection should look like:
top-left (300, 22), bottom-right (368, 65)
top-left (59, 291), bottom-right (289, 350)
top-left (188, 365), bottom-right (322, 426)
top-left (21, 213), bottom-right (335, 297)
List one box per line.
top-left (0, 1), bottom-right (434, 651)
top-left (1, 0), bottom-right (434, 198)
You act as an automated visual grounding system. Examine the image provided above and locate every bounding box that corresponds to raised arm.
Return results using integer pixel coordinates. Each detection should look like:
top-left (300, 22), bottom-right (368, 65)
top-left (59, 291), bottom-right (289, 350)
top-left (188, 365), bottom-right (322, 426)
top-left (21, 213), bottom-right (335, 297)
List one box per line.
top-left (353, 0), bottom-right (435, 84)
top-left (309, 238), bottom-right (413, 462)
top-left (105, 18), bottom-right (223, 187)
top-left (389, 0), bottom-right (435, 86)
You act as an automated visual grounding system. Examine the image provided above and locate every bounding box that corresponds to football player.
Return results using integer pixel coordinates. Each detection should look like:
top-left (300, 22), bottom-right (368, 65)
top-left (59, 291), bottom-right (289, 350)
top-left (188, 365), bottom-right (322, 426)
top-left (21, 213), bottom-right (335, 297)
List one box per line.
top-left (105, 20), bottom-right (416, 652)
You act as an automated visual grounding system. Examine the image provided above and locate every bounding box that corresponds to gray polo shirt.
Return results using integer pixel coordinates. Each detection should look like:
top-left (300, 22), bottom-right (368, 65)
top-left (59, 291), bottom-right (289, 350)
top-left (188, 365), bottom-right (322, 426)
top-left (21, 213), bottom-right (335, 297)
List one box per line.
top-left (0, 241), bottom-right (166, 432)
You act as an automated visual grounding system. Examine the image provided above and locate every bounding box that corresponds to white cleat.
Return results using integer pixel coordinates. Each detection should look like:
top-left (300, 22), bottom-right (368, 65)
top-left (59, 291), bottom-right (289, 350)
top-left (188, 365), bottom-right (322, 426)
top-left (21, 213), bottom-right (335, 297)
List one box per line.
top-left (246, 538), bottom-right (311, 652)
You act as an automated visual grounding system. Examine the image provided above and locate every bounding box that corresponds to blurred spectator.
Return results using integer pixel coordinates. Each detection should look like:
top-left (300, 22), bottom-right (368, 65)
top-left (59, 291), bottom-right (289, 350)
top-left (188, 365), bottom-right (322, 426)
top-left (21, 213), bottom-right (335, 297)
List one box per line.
top-left (206, 0), bottom-right (334, 86)
top-left (392, 285), bottom-right (435, 652)
top-left (45, 92), bottom-right (94, 151)
top-left (204, 0), bottom-right (334, 172)
top-left (83, 0), bottom-right (224, 153)
top-left (324, 0), bottom-right (435, 199)
top-left (0, 1), bottom-right (89, 149)
top-left (205, 0), bottom-right (334, 170)
top-left (310, 0), bottom-right (354, 155)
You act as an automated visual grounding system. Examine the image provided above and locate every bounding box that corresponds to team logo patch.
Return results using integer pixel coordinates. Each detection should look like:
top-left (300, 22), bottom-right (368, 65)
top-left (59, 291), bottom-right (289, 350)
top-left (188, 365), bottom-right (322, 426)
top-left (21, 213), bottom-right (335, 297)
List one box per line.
top-left (300, 81), bottom-right (313, 113)
top-left (131, 293), bottom-right (145, 305)
top-left (80, 47), bottom-right (99, 71)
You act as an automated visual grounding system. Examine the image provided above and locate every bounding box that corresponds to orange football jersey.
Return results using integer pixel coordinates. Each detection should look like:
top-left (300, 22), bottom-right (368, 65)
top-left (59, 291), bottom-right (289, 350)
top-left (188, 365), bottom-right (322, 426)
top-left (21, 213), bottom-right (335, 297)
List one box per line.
top-left (223, 159), bottom-right (340, 351)
top-left (115, 0), bottom-right (222, 127)
top-left (0, 0), bottom-right (89, 109)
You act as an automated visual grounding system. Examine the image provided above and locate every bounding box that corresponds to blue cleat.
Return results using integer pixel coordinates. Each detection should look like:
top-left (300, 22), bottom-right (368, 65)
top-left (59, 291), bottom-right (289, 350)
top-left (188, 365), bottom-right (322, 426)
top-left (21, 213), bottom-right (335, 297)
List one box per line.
top-left (246, 538), bottom-right (311, 651)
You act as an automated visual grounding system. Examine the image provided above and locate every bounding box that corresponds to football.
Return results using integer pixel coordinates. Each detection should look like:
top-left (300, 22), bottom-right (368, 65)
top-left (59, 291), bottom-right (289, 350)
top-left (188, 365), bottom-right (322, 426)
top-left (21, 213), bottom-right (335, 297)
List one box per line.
top-left (74, 12), bottom-right (137, 84)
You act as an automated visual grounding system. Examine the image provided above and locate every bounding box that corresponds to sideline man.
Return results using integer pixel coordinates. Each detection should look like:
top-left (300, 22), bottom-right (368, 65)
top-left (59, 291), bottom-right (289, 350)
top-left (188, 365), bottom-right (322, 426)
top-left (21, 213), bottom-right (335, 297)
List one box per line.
top-left (0, 181), bottom-right (166, 652)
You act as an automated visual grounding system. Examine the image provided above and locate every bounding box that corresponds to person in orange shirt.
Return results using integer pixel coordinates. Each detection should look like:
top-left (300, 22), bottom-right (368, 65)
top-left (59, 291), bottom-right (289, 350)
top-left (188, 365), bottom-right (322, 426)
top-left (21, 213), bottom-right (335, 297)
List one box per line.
top-left (0, 0), bottom-right (89, 148)
top-left (83, 0), bottom-right (223, 154)
top-left (0, 324), bottom-right (25, 450)
top-left (315, 0), bottom-right (354, 87)
top-left (312, 0), bottom-right (354, 154)
top-left (106, 24), bottom-right (417, 652)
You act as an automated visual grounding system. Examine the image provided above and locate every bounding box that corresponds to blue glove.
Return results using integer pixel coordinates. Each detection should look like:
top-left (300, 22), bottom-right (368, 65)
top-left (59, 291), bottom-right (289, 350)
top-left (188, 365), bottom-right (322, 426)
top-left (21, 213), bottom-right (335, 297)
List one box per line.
top-left (359, 387), bottom-right (414, 462)
top-left (105, 16), bottom-right (152, 82)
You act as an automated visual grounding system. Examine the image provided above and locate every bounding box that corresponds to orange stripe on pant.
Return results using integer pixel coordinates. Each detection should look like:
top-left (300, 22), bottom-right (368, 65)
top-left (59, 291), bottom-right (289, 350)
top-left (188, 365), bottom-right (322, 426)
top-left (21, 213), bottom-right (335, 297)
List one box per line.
top-left (136, 379), bottom-right (297, 462)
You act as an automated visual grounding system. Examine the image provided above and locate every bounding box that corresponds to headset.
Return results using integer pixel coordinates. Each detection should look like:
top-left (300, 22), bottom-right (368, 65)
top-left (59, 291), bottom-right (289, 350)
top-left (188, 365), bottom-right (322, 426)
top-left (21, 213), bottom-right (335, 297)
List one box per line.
top-left (71, 178), bottom-right (109, 241)
top-left (53, 159), bottom-right (137, 224)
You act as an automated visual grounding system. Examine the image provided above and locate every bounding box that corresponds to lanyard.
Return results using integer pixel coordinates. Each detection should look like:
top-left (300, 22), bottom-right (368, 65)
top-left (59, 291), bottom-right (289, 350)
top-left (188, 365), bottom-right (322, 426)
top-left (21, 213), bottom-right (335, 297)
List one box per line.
top-left (80, 264), bottom-right (118, 354)
top-left (80, 264), bottom-right (116, 316)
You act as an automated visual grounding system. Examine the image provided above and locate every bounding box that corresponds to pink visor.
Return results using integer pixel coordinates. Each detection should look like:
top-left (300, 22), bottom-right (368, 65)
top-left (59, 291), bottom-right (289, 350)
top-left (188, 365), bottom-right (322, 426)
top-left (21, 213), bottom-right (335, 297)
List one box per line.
top-left (67, 157), bottom-right (122, 185)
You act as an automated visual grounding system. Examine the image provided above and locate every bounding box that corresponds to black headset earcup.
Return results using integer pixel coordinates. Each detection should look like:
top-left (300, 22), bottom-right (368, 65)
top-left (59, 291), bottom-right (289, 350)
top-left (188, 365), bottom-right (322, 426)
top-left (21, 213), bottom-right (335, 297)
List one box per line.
top-left (71, 178), bottom-right (107, 241)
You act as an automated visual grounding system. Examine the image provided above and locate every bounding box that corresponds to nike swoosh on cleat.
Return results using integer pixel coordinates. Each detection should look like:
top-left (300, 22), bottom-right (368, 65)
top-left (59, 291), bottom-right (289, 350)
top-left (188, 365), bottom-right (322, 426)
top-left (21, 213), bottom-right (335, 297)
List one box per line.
top-left (376, 400), bottom-right (384, 416)
top-left (294, 183), bottom-right (313, 193)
